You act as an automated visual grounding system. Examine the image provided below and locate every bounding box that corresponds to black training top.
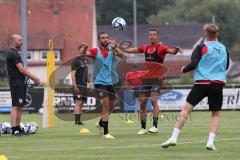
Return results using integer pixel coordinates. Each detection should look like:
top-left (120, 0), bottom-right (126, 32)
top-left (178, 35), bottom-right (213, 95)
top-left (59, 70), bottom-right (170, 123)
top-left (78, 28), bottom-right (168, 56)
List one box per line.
top-left (71, 56), bottom-right (88, 85)
top-left (6, 48), bottom-right (25, 86)
top-left (144, 44), bottom-right (164, 63)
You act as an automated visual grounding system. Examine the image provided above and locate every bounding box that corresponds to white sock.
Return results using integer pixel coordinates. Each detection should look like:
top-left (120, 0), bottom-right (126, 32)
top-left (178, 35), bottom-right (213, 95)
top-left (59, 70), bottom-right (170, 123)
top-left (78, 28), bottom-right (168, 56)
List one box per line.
top-left (207, 132), bottom-right (216, 145)
top-left (171, 128), bottom-right (181, 141)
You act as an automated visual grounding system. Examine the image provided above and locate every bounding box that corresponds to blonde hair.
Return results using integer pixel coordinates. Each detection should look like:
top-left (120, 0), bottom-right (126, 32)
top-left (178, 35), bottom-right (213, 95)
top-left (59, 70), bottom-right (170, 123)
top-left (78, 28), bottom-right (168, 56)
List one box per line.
top-left (204, 23), bottom-right (219, 38)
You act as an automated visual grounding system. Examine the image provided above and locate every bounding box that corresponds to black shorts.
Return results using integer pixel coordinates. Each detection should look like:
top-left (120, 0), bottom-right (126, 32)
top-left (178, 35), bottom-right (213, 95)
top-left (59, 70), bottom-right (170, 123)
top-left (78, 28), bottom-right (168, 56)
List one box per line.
top-left (186, 83), bottom-right (223, 111)
top-left (133, 79), bottom-right (162, 97)
top-left (73, 85), bottom-right (87, 102)
top-left (94, 84), bottom-right (117, 100)
top-left (10, 84), bottom-right (26, 107)
top-left (133, 85), bottom-right (161, 97)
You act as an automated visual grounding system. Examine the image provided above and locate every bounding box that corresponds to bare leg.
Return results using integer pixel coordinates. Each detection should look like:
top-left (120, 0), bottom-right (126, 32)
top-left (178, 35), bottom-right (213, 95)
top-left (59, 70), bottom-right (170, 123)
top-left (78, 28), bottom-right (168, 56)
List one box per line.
top-left (16, 107), bottom-right (22, 126)
top-left (74, 100), bottom-right (83, 124)
top-left (150, 91), bottom-right (160, 117)
top-left (74, 100), bottom-right (83, 114)
top-left (175, 102), bottom-right (193, 129)
top-left (170, 102), bottom-right (193, 141)
top-left (207, 111), bottom-right (220, 146)
top-left (150, 91), bottom-right (160, 128)
top-left (109, 99), bottom-right (117, 113)
top-left (138, 94), bottom-right (148, 122)
top-left (100, 97), bottom-right (111, 135)
top-left (11, 106), bottom-right (22, 135)
top-left (138, 94), bottom-right (148, 129)
top-left (11, 106), bottom-right (19, 127)
top-left (210, 111), bottom-right (220, 134)
top-left (161, 102), bottom-right (193, 147)
top-left (100, 97), bottom-right (110, 121)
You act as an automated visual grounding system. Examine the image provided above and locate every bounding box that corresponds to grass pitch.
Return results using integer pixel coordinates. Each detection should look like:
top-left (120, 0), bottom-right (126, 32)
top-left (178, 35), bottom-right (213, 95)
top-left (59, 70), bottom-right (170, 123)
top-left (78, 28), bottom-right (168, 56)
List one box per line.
top-left (0, 111), bottom-right (239, 160)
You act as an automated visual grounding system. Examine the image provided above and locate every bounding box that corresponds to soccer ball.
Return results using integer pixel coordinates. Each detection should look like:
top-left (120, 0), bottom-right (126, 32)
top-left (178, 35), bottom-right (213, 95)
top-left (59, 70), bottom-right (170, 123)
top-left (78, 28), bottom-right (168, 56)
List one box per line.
top-left (38, 107), bottom-right (43, 115)
top-left (25, 77), bottom-right (36, 88)
top-left (20, 122), bottom-right (25, 133)
top-left (24, 122), bottom-right (38, 134)
top-left (112, 17), bottom-right (126, 31)
top-left (1, 122), bottom-right (12, 134)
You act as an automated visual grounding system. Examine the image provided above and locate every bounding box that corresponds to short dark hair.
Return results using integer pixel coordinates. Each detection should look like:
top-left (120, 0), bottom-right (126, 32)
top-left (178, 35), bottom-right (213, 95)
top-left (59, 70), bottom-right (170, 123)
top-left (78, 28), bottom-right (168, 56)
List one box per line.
top-left (149, 28), bottom-right (159, 34)
top-left (98, 32), bottom-right (108, 40)
top-left (77, 44), bottom-right (84, 50)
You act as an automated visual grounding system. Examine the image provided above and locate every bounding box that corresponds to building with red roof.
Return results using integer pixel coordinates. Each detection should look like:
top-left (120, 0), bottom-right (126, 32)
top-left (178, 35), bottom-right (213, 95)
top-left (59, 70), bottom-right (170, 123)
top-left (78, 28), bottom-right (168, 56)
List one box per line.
top-left (0, 0), bottom-right (96, 83)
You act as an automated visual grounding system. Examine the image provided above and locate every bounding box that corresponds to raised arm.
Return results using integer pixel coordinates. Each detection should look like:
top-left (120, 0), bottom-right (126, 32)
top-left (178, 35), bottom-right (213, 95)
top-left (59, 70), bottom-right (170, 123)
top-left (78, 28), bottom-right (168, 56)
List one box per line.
top-left (122, 47), bottom-right (141, 53)
top-left (167, 46), bottom-right (182, 55)
top-left (77, 42), bottom-right (97, 60)
top-left (181, 45), bottom-right (202, 73)
top-left (109, 38), bottom-right (128, 58)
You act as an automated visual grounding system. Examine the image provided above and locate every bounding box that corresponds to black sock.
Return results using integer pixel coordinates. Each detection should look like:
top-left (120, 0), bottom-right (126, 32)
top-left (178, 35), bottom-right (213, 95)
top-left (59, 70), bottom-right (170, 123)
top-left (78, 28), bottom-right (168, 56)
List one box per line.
top-left (153, 117), bottom-right (158, 128)
top-left (102, 121), bottom-right (109, 135)
top-left (141, 120), bottom-right (146, 129)
top-left (99, 118), bottom-right (103, 127)
top-left (11, 126), bottom-right (18, 134)
top-left (74, 114), bottom-right (81, 123)
top-left (17, 126), bottom-right (23, 133)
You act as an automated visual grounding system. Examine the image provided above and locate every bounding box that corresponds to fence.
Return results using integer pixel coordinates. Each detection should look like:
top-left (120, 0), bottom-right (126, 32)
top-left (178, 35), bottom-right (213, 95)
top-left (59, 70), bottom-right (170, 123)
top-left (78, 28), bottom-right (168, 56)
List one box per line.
top-left (0, 84), bottom-right (239, 113)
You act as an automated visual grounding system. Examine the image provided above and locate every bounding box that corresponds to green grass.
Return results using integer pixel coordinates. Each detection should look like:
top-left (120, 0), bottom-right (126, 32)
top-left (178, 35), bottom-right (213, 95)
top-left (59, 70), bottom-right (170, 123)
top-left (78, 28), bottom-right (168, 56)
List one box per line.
top-left (0, 111), bottom-right (240, 160)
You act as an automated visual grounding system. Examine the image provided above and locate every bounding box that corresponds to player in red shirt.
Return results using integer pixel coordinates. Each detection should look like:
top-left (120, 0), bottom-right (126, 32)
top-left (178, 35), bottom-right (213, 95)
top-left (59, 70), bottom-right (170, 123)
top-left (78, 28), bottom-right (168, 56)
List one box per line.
top-left (123, 29), bottom-right (182, 135)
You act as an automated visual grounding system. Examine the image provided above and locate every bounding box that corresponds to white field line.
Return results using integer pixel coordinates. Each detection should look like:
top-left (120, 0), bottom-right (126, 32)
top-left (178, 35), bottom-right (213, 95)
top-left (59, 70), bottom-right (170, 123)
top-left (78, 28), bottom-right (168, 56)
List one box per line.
top-left (2, 137), bottom-right (240, 152)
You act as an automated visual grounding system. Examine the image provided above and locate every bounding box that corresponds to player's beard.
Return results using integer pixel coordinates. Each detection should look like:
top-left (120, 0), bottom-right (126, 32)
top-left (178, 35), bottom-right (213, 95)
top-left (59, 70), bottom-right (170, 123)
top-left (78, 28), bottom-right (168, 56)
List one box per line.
top-left (16, 45), bottom-right (21, 51)
top-left (101, 42), bottom-right (109, 49)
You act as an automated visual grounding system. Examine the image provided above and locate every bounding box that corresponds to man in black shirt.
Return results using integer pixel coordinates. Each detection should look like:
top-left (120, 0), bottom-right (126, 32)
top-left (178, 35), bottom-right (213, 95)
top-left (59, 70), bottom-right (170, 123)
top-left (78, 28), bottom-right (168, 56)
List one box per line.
top-left (71, 43), bottom-right (89, 125)
top-left (6, 34), bottom-right (40, 136)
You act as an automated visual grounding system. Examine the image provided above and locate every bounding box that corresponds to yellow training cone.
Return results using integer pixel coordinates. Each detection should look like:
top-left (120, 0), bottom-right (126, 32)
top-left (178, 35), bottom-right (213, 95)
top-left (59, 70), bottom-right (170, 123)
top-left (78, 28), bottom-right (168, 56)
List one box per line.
top-left (126, 119), bottom-right (135, 124)
top-left (80, 128), bottom-right (90, 134)
top-left (0, 155), bottom-right (8, 160)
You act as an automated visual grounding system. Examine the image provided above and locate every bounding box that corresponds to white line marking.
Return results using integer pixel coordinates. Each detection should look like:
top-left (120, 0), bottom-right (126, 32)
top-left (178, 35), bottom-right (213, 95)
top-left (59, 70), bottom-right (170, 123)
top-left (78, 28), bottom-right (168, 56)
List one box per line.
top-left (2, 137), bottom-right (240, 152)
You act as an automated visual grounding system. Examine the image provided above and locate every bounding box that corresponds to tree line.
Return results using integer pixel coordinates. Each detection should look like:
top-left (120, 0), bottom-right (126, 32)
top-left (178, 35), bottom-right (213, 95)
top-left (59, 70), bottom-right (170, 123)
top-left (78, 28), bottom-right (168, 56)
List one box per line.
top-left (96, 0), bottom-right (240, 60)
